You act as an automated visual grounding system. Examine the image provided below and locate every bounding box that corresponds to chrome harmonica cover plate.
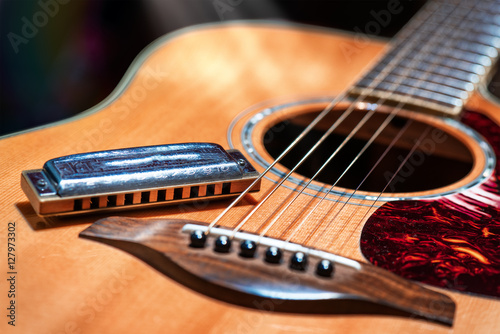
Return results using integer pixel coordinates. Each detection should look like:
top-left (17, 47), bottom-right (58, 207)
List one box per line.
top-left (21, 143), bottom-right (260, 215)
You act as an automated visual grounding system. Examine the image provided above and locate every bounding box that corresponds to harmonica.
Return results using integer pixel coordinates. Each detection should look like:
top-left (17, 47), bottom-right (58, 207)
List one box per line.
top-left (21, 143), bottom-right (261, 216)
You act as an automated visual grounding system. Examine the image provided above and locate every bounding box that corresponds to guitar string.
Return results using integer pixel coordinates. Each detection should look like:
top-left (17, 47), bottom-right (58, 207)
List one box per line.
top-left (248, 0), bottom-right (467, 242)
top-left (317, 0), bottom-right (482, 253)
top-left (336, 125), bottom-right (433, 252)
top-left (218, 0), bottom-right (450, 238)
top-left (283, 118), bottom-right (414, 245)
top-left (240, 103), bottom-right (380, 237)
top-left (206, 93), bottom-right (347, 234)
top-left (257, 105), bottom-right (404, 240)
top-left (205, 0), bottom-right (441, 235)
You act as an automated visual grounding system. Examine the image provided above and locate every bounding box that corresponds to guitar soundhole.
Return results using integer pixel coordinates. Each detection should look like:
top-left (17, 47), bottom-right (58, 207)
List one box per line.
top-left (263, 109), bottom-right (474, 194)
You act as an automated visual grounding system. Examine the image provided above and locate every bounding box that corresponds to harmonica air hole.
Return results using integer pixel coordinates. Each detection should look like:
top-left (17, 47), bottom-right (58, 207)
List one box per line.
top-left (141, 192), bottom-right (150, 204)
top-left (222, 183), bottom-right (231, 195)
top-left (174, 188), bottom-right (183, 200)
top-left (74, 199), bottom-right (83, 211)
top-left (206, 184), bottom-right (215, 197)
top-left (157, 189), bottom-right (167, 202)
top-left (124, 193), bottom-right (134, 206)
top-left (90, 197), bottom-right (100, 209)
top-left (190, 186), bottom-right (199, 198)
top-left (107, 195), bottom-right (117, 207)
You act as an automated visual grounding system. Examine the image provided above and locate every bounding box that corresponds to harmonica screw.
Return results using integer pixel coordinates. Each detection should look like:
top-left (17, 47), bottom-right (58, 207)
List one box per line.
top-left (237, 159), bottom-right (246, 166)
top-left (36, 179), bottom-right (48, 190)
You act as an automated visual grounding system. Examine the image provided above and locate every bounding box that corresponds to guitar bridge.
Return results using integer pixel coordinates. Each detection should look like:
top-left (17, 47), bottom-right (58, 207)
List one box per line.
top-left (21, 143), bottom-right (260, 216)
top-left (80, 217), bottom-right (456, 325)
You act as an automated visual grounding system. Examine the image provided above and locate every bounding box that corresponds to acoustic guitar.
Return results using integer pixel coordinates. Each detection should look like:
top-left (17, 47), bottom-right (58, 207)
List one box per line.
top-left (1, 0), bottom-right (500, 333)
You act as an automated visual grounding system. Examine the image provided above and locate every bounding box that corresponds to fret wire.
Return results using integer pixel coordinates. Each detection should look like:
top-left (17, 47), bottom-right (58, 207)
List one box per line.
top-left (389, 39), bottom-right (495, 64)
top-left (454, 40), bottom-right (498, 59)
top-left (365, 70), bottom-right (475, 92)
top-left (379, 81), bottom-right (468, 100)
top-left (359, 0), bottom-right (500, 115)
top-left (354, 85), bottom-right (466, 109)
top-left (468, 33), bottom-right (500, 48)
top-left (379, 44), bottom-right (491, 73)
top-left (360, 57), bottom-right (486, 112)
top-left (428, 48), bottom-right (493, 67)
top-left (379, 57), bottom-right (484, 76)
top-left (381, 86), bottom-right (464, 105)
top-left (452, 18), bottom-right (500, 37)
top-left (356, 80), bottom-right (467, 105)
top-left (372, 60), bottom-right (480, 83)
top-left (359, 78), bottom-right (471, 100)
top-left (350, 88), bottom-right (464, 112)
top-left (411, 56), bottom-right (485, 74)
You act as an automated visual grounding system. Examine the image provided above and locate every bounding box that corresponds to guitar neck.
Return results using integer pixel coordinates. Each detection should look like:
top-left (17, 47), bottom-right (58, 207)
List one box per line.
top-left (350, 0), bottom-right (500, 117)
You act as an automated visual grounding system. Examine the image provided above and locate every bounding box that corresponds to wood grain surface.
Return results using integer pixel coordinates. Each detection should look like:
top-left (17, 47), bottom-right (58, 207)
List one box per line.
top-left (0, 23), bottom-right (499, 334)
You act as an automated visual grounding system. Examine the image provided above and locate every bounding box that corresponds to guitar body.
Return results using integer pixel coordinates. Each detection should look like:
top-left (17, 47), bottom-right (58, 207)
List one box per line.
top-left (1, 23), bottom-right (499, 333)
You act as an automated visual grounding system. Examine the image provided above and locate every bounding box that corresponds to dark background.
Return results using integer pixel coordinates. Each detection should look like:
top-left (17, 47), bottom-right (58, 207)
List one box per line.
top-left (1, 0), bottom-right (498, 136)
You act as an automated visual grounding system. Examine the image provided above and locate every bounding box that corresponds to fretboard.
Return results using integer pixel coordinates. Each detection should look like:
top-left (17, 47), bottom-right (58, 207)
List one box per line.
top-left (349, 0), bottom-right (500, 117)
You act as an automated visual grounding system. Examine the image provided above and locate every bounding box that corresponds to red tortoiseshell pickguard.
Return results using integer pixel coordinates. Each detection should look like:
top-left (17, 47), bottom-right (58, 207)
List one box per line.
top-left (360, 111), bottom-right (500, 298)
